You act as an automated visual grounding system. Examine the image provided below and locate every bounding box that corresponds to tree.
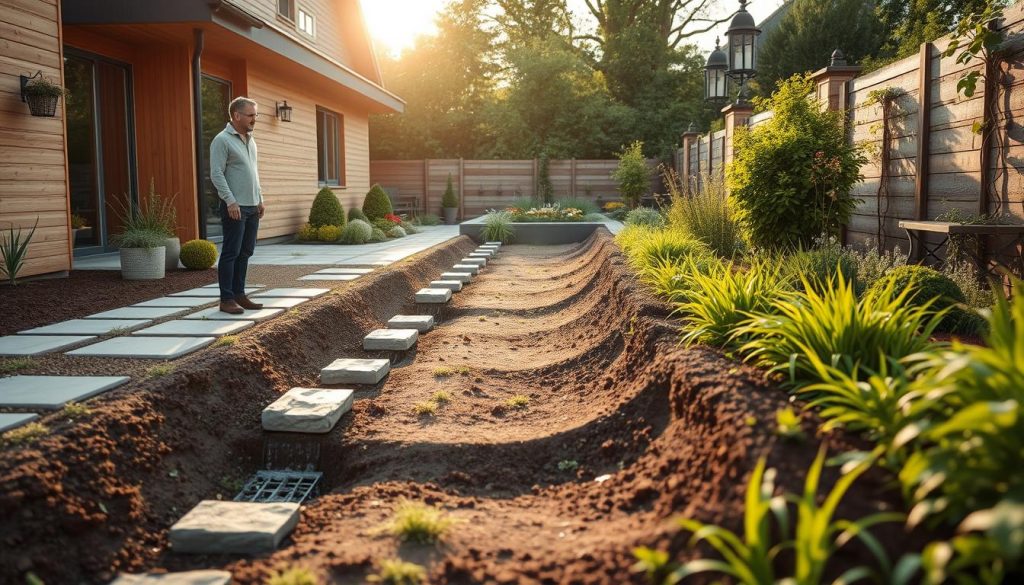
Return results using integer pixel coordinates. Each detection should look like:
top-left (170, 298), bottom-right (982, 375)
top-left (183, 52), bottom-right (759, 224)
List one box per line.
top-left (875, 0), bottom-right (1008, 60)
top-left (613, 140), bottom-right (651, 207)
top-left (757, 0), bottom-right (884, 92)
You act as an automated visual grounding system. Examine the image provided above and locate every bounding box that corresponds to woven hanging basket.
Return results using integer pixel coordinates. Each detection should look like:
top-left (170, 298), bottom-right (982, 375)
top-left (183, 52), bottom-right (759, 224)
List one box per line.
top-left (25, 93), bottom-right (59, 117)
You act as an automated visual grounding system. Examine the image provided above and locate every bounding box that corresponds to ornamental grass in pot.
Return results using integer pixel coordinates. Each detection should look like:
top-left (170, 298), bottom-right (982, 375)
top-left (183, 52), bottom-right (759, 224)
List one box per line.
top-left (116, 227), bottom-right (166, 280)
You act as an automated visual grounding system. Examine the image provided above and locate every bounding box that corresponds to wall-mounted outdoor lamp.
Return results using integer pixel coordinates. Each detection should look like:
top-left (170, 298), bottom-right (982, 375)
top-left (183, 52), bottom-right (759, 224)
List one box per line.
top-left (20, 70), bottom-right (67, 117)
top-left (704, 0), bottom-right (761, 105)
top-left (276, 100), bottom-right (293, 122)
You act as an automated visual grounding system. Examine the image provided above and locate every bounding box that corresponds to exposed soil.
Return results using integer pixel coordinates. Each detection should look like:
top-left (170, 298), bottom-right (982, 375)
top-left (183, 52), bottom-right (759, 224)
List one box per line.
top-left (0, 231), bottom-right (925, 584)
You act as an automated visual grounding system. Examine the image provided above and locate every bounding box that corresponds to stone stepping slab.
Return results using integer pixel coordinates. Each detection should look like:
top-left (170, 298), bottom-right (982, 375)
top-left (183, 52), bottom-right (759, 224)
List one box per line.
top-left (320, 358), bottom-right (390, 385)
top-left (0, 335), bottom-right (96, 357)
top-left (18, 319), bottom-right (151, 336)
top-left (0, 413), bottom-right (39, 433)
top-left (297, 274), bottom-right (360, 281)
top-left (262, 387), bottom-right (354, 433)
top-left (460, 257), bottom-right (487, 266)
top-left (168, 500), bottom-right (300, 554)
top-left (201, 283), bottom-right (265, 288)
top-left (84, 306), bottom-right (190, 320)
top-left (133, 320), bottom-right (253, 337)
top-left (484, 241), bottom-right (502, 246)
top-left (429, 280), bottom-right (463, 292)
top-left (387, 315), bottom-right (434, 332)
top-left (170, 286), bottom-right (261, 298)
top-left (132, 297), bottom-right (215, 309)
top-left (67, 336), bottom-right (215, 359)
top-left (364, 328), bottom-right (418, 351)
top-left (252, 288), bottom-right (329, 298)
top-left (0, 375), bottom-right (130, 410)
top-left (110, 571), bottom-right (232, 585)
top-left (184, 307), bottom-right (284, 322)
top-left (416, 288), bottom-right (452, 304)
top-left (479, 244), bottom-right (500, 249)
top-left (314, 267), bottom-right (373, 275)
top-left (255, 297), bottom-right (309, 309)
top-left (440, 272), bottom-right (472, 283)
top-left (452, 264), bottom-right (479, 275)
top-left (472, 250), bottom-right (495, 257)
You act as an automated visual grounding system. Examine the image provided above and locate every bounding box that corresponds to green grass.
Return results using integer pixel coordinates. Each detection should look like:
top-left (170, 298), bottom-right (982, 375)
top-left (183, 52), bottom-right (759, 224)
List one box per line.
top-left (431, 390), bottom-right (452, 404)
top-left (385, 499), bottom-right (455, 544)
top-left (505, 394), bottom-right (530, 409)
top-left (62, 402), bottom-right (91, 419)
top-left (0, 358), bottom-right (36, 374)
top-left (146, 364), bottom-right (174, 378)
top-left (107, 326), bottom-right (133, 336)
top-left (2, 422), bottom-right (48, 446)
top-left (557, 459), bottom-right (579, 471)
top-left (432, 365), bottom-right (470, 377)
top-left (413, 401), bottom-right (437, 416)
top-left (368, 558), bottom-right (426, 584)
top-left (213, 335), bottom-right (239, 348)
top-left (266, 566), bottom-right (319, 585)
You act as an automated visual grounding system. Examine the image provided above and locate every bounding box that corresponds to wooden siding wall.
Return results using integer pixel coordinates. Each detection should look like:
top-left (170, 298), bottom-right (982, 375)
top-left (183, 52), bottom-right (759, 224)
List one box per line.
top-left (0, 0), bottom-right (70, 277)
top-left (370, 159), bottom-right (660, 219)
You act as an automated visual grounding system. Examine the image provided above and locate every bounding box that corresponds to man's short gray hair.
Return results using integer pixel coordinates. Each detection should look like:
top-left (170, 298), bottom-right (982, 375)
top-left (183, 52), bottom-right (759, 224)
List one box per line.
top-left (228, 97), bottom-right (257, 117)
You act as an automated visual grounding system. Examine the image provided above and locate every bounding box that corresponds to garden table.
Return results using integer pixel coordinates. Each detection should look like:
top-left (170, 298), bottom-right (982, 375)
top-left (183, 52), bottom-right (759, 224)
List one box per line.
top-left (899, 220), bottom-right (1024, 277)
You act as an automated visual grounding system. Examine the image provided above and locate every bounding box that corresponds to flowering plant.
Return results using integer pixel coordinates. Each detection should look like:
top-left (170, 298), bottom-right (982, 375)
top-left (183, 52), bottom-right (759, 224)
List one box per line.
top-left (384, 213), bottom-right (403, 225)
top-left (603, 201), bottom-right (626, 211)
top-left (509, 203), bottom-right (586, 222)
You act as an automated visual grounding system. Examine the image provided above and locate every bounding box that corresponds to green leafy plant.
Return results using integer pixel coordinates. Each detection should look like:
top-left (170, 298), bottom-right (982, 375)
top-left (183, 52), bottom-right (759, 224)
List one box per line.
top-left (944, 2), bottom-right (1004, 102)
top-left (117, 227), bottom-right (168, 249)
top-left (431, 390), bottom-right (452, 404)
top-left (363, 184), bottom-right (395, 220)
top-left (385, 499), bottom-right (455, 544)
top-left (664, 168), bottom-right (742, 258)
top-left (266, 566), bottom-right (319, 585)
top-left (554, 197), bottom-right (601, 215)
top-left (442, 174), bottom-right (459, 209)
top-left (2, 422), bottom-right (48, 446)
top-left (70, 214), bottom-right (88, 229)
top-left (213, 335), bottom-right (238, 347)
top-left (117, 179), bottom-right (177, 237)
top-left (369, 227), bottom-right (388, 243)
top-left (413, 401), bottom-right (437, 416)
top-left (481, 211), bottom-right (515, 243)
top-left (0, 358), bottom-right (36, 374)
top-left (387, 225), bottom-right (407, 238)
top-left (296, 223), bottom-right (318, 241)
top-left (557, 459), bottom-right (579, 471)
top-left (146, 364), bottom-right (174, 378)
top-left (317, 225), bottom-right (341, 242)
top-left (22, 76), bottom-right (69, 98)
top-left (537, 150), bottom-right (554, 203)
top-left (612, 140), bottom-right (650, 208)
top-left (62, 402), bottom-right (91, 419)
top-left (348, 207), bottom-right (369, 223)
top-left (368, 558), bottom-right (427, 584)
top-left (624, 207), bottom-right (665, 229)
top-left (339, 219), bottom-right (373, 244)
top-left (867, 265), bottom-right (975, 334)
top-left (308, 187), bottom-right (345, 228)
top-left (179, 239), bottom-right (218, 269)
top-left (413, 213), bottom-right (441, 226)
top-left (1, 218), bottom-right (37, 286)
top-left (774, 407), bottom-right (805, 441)
top-left (845, 240), bottom-right (907, 295)
top-left (782, 236), bottom-right (858, 294)
top-left (625, 229), bottom-right (710, 271)
top-left (506, 394), bottom-right (530, 409)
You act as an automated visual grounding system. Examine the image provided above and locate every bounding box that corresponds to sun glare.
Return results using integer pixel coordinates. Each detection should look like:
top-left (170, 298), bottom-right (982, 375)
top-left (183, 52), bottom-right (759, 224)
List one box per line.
top-left (361, 0), bottom-right (447, 58)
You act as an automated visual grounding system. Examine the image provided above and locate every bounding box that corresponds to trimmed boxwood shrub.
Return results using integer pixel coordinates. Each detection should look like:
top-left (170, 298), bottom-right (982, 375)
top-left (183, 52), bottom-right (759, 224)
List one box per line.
top-left (867, 264), bottom-right (977, 333)
top-left (296, 223), bottom-right (318, 241)
top-left (317, 225), bottom-right (342, 242)
top-left (369, 227), bottom-right (387, 242)
top-left (387, 225), bottom-right (407, 238)
top-left (372, 218), bottom-right (396, 233)
top-left (348, 208), bottom-right (368, 223)
top-left (442, 175), bottom-right (458, 209)
top-left (625, 207), bottom-right (665, 228)
top-left (362, 184), bottom-right (394, 220)
top-left (179, 239), bottom-right (217, 270)
top-left (339, 219), bottom-right (372, 244)
top-left (308, 187), bottom-right (345, 228)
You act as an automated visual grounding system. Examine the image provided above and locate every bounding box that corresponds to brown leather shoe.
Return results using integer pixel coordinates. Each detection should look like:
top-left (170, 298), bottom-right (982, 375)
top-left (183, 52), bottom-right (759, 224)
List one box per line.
top-left (235, 295), bottom-right (263, 310)
top-left (219, 299), bottom-right (245, 314)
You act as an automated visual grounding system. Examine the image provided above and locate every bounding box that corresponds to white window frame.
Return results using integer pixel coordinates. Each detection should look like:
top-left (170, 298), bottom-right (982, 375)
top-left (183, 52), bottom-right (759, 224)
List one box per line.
top-left (297, 8), bottom-right (316, 37)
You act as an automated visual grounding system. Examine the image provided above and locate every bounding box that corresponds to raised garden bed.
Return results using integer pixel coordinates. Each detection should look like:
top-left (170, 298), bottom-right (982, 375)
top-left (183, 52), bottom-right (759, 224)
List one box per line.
top-left (459, 215), bottom-right (615, 244)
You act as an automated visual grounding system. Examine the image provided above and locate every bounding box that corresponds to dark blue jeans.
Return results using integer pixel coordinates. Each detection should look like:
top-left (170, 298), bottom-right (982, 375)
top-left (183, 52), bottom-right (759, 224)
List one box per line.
top-left (218, 203), bottom-right (259, 301)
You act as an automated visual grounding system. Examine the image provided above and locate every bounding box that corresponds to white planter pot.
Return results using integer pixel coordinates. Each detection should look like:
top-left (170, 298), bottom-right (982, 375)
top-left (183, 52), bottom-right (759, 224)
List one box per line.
top-left (164, 236), bottom-right (181, 271)
top-left (120, 246), bottom-right (166, 280)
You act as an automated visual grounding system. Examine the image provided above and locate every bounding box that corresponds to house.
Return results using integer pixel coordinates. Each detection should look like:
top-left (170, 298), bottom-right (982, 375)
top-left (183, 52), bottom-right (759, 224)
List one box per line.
top-left (0, 0), bottom-right (404, 278)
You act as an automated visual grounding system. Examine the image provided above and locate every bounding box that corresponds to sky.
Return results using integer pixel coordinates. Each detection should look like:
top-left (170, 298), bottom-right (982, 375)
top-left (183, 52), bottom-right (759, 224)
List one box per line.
top-left (362, 0), bottom-right (789, 58)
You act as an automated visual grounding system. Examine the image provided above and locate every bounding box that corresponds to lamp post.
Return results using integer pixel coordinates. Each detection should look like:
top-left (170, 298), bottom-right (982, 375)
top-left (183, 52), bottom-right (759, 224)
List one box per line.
top-left (703, 0), bottom-right (761, 106)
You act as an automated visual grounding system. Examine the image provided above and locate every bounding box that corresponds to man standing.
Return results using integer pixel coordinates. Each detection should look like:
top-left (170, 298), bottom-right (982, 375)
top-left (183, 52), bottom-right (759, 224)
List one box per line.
top-left (210, 97), bottom-right (265, 314)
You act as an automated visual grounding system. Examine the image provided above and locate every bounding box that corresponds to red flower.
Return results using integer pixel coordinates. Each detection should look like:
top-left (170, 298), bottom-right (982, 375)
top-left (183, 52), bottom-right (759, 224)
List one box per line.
top-left (384, 213), bottom-right (402, 224)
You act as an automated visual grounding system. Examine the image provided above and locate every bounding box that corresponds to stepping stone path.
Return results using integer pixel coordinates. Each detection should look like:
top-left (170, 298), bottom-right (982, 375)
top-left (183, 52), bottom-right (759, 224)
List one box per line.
top-left (452, 264), bottom-right (479, 275)
top-left (184, 307), bottom-right (284, 322)
top-left (133, 320), bottom-right (252, 337)
top-left (441, 271), bottom-right (472, 283)
top-left (68, 336), bottom-right (215, 359)
top-left (254, 297), bottom-right (309, 309)
top-left (297, 274), bottom-right (360, 281)
top-left (320, 358), bottom-right (390, 384)
top-left (0, 375), bottom-right (129, 410)
top-left (387, 315), bottom-right (434, 332)
top-left (313, 267), bottom-right (373, 275)
top-left (18, 319), bottom-right (151, 336)
top-left (132, 296), bottom-right (215, 309)
top-left (262, 387), bottom-right (354, 433)
top-left (253, 288), bottom-right (329, 298)
top-left (429, 280), bottom-right (463, 292)
top-left (84, 306), bottom-right (189, 320)
top-left (460, 257), bottom-right (487, 267)
top-left (469, 252), bottom-right (492, 259)
top-left (415, 288), bottom-right (453, 304)
top-left (168, 500), bottom-right (300, 554)
top-left (0, 413), bottom-right (39, 433)
top-left (0, 335), bottom-right (95, 357)
top-left (363, 328), bottom-right (418, 351)
top-left (484, 241), bottom-right (503, 246)
top-left (110, 571), bottom-right (231, 585)
top-left (170, 286), bottom-right (261, 298)
top-left (200, 283), bottom-right (265, 288)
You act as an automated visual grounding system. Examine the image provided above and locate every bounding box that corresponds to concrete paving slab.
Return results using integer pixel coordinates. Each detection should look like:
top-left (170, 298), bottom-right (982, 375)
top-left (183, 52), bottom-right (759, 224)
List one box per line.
top-left (18, 319), bottom-right (151, 336)
top-left (471, 250), bottom-right (494, 257)
top-left (201, 283), bottom-right (264, 288)
top-left (252, 288), bottom-right (329, 298)
top-left (440, 272), bottom-right (472, 283)
top-left (297, 274), bottom-right (360, 281)
top-left (168, 500), bottom-right (300, 554)
top-left (0, 335), bottom-right (96, 356)
top-left (170, 287), bottom-right (260, 297)
top-left (132, 297), bottom-right (215, 309)
top-left (479, 244), bottom-right (500, 249)
top-left (67, 336), bottom-right (215, 359)
top-left (133, 320), bottom-right (252, 337)
top-left (0, 413), bottom-right (40, 433)
top-left (314, 267), bottom-right (373, 275)
top-left (320, 358), bottom-right (390, 385)
top-left (255, 297), bottom-right (308, 309)
top-left (110, 571), bottom-right (232, 585)
top-left (452, 264), bottom-right (479, 275)
top-left (387, 315), bottom-right (434, 332)
top-left (262, 387), bottom-right (354, 433)
top-left (485, 241), bottom-right (503, 246)
top-left (84, 306), bottom-right (189, 320)
top-left (0, 375), bottom-right (130, 410)
top-left (415, 288), bottom-right (453, 304)
top-left (184, 307), bottom-right (284, 322)
top-left (363, 328), bottom-right (418, 350)
top-left (429, 280), bottom-right (463, 292)
top-left (461, 257), bottom-right (487, 266)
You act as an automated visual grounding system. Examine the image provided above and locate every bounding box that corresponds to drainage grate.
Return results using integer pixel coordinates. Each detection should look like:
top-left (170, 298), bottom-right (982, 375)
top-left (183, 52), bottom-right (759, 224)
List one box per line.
top-left (234, 470), bottom-right (322, 504)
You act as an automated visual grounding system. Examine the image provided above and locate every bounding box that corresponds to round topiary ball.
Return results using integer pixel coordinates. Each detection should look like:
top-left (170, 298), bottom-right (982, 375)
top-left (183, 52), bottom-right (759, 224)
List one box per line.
top-left (348, 207), bottom-right (368, 223)
top-left (362, 184), bottom-right (394, 221)
top-left (339, 219), bottom-right (373, 244)
top-left (369, 227), bottom-right (387, 243)
top-left (318, 225), bottom-right (342, 242)
top-left (179, 239), bottom-right (217, 270)
top-left (387, 225), bottom-right (407, 238)
top-left (308, 187), bottom-right (345, 228)
top-left (869, 265), bottom-right (968, 331)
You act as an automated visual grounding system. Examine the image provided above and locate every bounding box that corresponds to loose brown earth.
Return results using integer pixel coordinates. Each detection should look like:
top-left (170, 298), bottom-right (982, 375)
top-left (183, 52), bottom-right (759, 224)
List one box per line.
top-left (0, 231), bottom-right (924, 584)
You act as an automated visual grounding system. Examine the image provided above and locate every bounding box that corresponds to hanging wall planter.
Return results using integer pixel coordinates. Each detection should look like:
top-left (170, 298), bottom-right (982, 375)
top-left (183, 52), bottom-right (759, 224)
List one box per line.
top-left (20, 71), bottom-right (68, 118)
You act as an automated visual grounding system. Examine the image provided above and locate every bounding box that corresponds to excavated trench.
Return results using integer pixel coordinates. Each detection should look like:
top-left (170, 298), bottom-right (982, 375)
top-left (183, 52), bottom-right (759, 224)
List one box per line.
top-left (0, 230), bottom-right (918, 584)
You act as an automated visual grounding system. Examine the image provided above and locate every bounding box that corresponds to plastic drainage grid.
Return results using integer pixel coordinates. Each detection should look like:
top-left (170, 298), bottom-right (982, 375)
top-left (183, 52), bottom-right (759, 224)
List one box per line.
top-left (234, 470), bottom-right (323, 504)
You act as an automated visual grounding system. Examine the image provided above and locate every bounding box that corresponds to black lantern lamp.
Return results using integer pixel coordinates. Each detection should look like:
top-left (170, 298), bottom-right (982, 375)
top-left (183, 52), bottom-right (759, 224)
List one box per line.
top-left (725, 0), bottom-right (760, 101)
top-left (703, 38), bottom-right (729, 103)
top-left (275, 100), bottom-right (293, 122)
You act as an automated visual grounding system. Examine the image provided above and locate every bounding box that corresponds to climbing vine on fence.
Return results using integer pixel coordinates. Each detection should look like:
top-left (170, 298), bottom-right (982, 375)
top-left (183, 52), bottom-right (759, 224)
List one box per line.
top-left (865, 87), bottom-right (906, 246)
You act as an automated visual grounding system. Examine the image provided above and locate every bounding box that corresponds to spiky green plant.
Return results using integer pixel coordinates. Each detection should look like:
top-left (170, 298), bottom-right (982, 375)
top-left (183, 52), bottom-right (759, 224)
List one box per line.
top-left (368, 558), bottom-right (427, 584)
top-left (385, 499), bottom-right (455, 544)
top-left (481, 211), bottom-right (515, 243)
top-left (1, 218), bottom-right (38, 285)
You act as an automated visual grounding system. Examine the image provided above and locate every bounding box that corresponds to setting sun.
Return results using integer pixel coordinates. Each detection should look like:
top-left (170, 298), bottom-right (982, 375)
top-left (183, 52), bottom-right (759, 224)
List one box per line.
top-left (361, 0), bottom-right (448, 58)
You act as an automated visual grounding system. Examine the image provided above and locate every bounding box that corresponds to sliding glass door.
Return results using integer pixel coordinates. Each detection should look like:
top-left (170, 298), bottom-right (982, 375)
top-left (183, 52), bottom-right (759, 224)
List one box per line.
top-left (200, 74), bottom-right (231, 240)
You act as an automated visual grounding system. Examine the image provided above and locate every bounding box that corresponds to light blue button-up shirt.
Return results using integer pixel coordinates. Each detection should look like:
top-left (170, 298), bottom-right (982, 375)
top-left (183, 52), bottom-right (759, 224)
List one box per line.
top-left (210, 123), bottom-right (262, 207)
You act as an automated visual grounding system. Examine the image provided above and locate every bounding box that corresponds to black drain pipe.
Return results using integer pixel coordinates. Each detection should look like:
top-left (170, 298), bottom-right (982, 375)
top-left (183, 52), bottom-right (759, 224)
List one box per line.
top-left (192, 28), bottom-right (206, 238)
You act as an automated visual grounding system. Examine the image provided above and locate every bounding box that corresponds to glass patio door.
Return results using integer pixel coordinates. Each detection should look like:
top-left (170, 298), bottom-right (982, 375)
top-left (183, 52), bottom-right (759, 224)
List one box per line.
top-left (200, 74), bottom-right (231, 240)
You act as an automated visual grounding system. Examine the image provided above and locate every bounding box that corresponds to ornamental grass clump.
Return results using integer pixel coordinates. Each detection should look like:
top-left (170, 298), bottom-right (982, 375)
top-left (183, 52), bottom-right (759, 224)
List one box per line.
top-left (868, 265), bottom-right (978, 334)
top-left (368, 558), bottom-right (426, 584)
top-left (664, 168), bottom-right (742, 258)
top-left (481, 211), bottom-right (515, 243)
top-left (385, 499), bottom-right (455, 544)
top-left (625, 228), bottom-right (710, 271)
top-left (624, 207), bottom-right (664, 228)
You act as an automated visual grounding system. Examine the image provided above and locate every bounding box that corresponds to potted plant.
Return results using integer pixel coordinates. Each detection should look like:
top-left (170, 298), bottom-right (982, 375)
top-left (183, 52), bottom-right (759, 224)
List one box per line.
top-left (442, 174), bottom-right (459, 224)
top-left (70, 213), bottom-right (90, 244)
top-left (22, 75), bottom-right (68, 118)
top-left (139, 179), bottom-right (179, 270)
top-left (116, 227), bottom-right (166, 280)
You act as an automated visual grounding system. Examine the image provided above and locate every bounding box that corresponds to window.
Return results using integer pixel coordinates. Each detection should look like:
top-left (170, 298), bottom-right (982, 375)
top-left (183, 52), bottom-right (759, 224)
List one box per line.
top-left (277, 0), bottom-right (294, 21)
top-left (316, 107), bottom-right (343, 186)
top-left (297, 8), bottom-right (315, 37)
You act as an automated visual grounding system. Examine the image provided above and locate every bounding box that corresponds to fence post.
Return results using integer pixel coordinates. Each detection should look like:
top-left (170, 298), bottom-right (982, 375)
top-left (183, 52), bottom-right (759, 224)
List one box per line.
top-left (570, 158), bottom-right (576, 197)
top-left (532, 157), bottom-right (538, 198)
top-left (914, 43), bottom-right (933, 224)
top-left (422, 159), bottom-right (430, 214)
top-left (723, 102), bottom-right (754, 171)
top-left (681, 127), bottom-right (700, 191)
top-left (459, 158), bottom-right (465, 221)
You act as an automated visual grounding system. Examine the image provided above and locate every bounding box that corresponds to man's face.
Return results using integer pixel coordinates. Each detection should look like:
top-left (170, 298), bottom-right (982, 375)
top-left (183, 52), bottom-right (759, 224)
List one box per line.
top-left (234, 104), bottom-right (258, 132)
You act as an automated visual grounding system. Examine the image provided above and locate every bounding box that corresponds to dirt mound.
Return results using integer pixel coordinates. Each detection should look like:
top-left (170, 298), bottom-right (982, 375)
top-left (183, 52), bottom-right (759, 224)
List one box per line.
top-left (0, 231), bottom-right (918, 584)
